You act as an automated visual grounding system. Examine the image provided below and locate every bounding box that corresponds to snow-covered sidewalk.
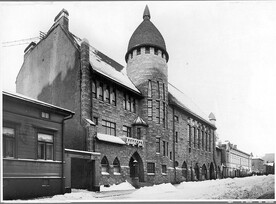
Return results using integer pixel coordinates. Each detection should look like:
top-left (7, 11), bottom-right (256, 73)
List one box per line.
top-left (6, 174), bottom-right (275, 202)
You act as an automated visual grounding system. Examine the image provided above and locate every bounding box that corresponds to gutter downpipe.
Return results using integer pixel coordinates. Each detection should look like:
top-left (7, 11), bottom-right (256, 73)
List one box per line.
top-left (61, 113), bottom-right (74, 194)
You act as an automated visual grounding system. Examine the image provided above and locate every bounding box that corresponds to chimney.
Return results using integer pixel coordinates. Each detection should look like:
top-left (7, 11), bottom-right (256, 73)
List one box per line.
top-left (209, 112), bottom-right (216, 125)
top-left (24, 42), bottom-right (36, 60)
top-left (54, 9), bottom-right (69, 31)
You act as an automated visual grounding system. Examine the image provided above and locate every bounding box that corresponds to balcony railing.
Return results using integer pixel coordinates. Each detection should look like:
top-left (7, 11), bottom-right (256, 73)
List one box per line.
top-left (120, 136), bottom-right (143, 147)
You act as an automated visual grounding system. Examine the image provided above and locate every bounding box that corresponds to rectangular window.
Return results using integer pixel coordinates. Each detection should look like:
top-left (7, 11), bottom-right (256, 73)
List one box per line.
top-left (148, 99), bottom-right (152, 120)
top-left (41, 112), bottom-right (50, 119)
top-left (170, 151), bottom-right (172, 160)
top-left (3, 127), bottom-right (15, 158)
top-left (209, 133), bottom-right (211, 152)
top-left (194, 127), bottom-right (196, 148)
top-left (163, 102), bottom-right (166, 128)
top-left (163, 83), bottom-right (165, 100)
top-left (123, 93), bottom-right (127, 110)
top-left (105, 86), bottom-right (110, 103)
top-left (205, 132), bottom-right (208, 151)
top-left (156, 81), bottom-right (160, 100)
top-left (202, 130), bottom-right (204, 150)
top-left (147, 162), bottom-right (155, 173)
top-left (156, 137), bottom-right (160, 153)
top-left (38, 133), bottom-right (54, 160)
top-left (123, 126), bottom-right (131, 137)
top-left (98, 82), bottom-right (103, 101)
top-left (188, 125), bottom-right (191, 147)
top-left (137, 128), bottom-right (141, 139)
top-left (137, 48), bottom-right (141, 55)
top-left (102, 120), bottom-right (116, 136)
top-left (162, 165), bottom-right (167, 174)
top-left (156, 100), bottom-right (160, 124)
top-left (174, 115), bottom-right (179, 122)
top-left (198, 129), bottom-right (200, 149)
top-left (166, 142), bottom-right (168, 156)
top-left (132, 98), bottom-right (136, 113)
top-left (163, 141), bottom-right (166, 156)
top-left (175, 131), bottom-right (178, 143)
top-left (145, 46), bottom-right (150, 54)
top-left (148, 80), bottom-right (152, 98)
top-left (92, 80), bottom-right (97, 98)
top-left (127, 95), bottom-right (131, 111)
top-left (111, 88), bottom-right (116, 106)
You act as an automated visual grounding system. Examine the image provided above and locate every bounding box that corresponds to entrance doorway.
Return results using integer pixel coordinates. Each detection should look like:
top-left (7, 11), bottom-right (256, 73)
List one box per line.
top-left (129, 152), bottom-right (144, 182)
top-left (209, 162), bottom-right (215, 179)
top-left (71, 158), bottom-right (93, 189)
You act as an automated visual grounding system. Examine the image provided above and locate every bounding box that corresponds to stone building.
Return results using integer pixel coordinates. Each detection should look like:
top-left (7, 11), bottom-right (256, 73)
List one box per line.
top-left (16, 6), bottom-right (218, 190)
top-left (2, 91), bottom-right (74, 199)
top-left (220, 141), bottom-right (252, 178)
top-left (251, 158), bottom-right (264, 175)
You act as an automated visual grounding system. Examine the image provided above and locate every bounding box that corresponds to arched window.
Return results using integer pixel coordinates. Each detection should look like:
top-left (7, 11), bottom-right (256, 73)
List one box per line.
top-left (101, 156), bottom-right (109, 174)
top-left (113, 157), bottom-right (120, 174)
top-left (182, 161), bottom-right (187, 180)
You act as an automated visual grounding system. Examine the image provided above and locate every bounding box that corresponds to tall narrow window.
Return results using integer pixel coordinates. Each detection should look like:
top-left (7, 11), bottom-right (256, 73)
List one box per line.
top-left (163, 83), bottom-right (165, 100)
top-left (132, 98), bottom-right (136, 113)
top-left (202, 130), bottom-right (204, 150)
top-left (98, 82), bottom-right (103, 101)
top-left (101, 156), bottom-right (109, 173)
top-left (92, 80), bottom-right (97, 98)
top-left (188, 125), bottom-right (191, 147)
top-left (156, 101), bottom-right (160, 124)
top-left (105, 86), bottom-right (110, 103)
top-left (156, 137), bottom-right (160, 153)
top-left (111, 88), bottom-right (116, 106)
top-left (137, 127), bottom-right (141, 139)
top-left (194, 127), bottom-right (196, 148)
top-left (162, 165), bottom-right (167, 174)
top-left (123, 126), bottom-right (131, 137)
top-left (148, 80), bottom-right (152, 98)
top-left (123, 93), bottom-right (127, 110)
top-left (127, 95), bottom-right (131, 111)
top-left (157, 81), bottom-right (160, 99)
top-left (113, 158), bottom-right (120, 174)
top-left (38, 133), bottom-right (54, 160)
top-left (3, 127), bottom-right (15, 158)
top-left (162, 102), bottom-right (166, 128)
top-left (198, 129), bottom-right (201, 149)
top-left (205, 132), bottom-right (208, 151)
top-left (166, 142), bottom-right (169, 156)
top-left (148, 100), bottom-right (152, 120)
top-left (175, 131), bottom-right (178, 143)
top-left (209, 133), bottom-right (211, 152)
top-left (163, 141), bottom-right (166, 156)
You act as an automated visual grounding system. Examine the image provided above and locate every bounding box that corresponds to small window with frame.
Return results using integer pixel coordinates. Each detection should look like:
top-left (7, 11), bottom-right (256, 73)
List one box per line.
top-left (37, 132), bottom-right (54, 160)
top-left (3, 126), bottom-right (16, 158)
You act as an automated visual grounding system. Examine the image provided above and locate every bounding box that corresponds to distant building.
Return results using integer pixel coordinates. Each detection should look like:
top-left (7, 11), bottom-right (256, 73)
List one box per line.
top-left (262, 153), bottom-right (275, 163)
top-left (251, 158), bottom-right (264, 174)
top-left (2, 91), bottom-right (74, 200)
top-left (16, 6), bottom-right (218, 190)
top-left (264, 163), bottom-right (275, 175)
top-left (220, 141), bottom-right (252, 178)
top-left (215, 146), bottom-right (222, 179)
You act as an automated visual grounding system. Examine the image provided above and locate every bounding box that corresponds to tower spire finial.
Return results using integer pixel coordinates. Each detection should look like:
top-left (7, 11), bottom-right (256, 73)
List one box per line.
top-left (143, 5), bottom-right (151, 20)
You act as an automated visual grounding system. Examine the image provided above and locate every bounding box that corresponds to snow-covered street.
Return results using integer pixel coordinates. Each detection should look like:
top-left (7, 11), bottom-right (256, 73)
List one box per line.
top-left (7, 175), bottom-right (275, 202)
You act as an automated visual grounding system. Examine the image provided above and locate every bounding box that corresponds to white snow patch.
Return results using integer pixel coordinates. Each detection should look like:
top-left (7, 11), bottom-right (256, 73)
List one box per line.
top-left (96, 133), bottom-right (125, 145)
top-left (100, 181), bottom-right (135, 191)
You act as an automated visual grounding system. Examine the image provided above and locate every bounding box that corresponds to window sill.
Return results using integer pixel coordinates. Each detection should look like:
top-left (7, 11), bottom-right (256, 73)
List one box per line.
top-left (114, 173), bottom-right (121, 175)
top-left (162, 173), bottom-right (167, 175)
top-left (101, 172), bottom-right (110, 175)
top-left (147, 173), bottom-right (155, 176)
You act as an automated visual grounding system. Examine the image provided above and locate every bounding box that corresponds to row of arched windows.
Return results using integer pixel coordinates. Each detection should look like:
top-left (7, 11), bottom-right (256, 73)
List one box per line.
top-left (101, 156), bottom-right (121, 174)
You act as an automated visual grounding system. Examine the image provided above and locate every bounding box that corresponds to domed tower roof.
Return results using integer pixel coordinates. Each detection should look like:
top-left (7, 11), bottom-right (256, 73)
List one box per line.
top-left (209, 112), bottom-right (216, 121)
top-left (125, 5), bottom-right (169, 62)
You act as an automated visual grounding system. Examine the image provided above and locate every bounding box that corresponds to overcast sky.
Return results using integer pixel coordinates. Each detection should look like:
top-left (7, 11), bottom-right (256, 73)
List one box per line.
top-left (1, 1), bottom-right (275, 157)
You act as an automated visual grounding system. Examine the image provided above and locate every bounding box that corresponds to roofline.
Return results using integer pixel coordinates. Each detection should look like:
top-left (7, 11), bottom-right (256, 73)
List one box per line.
top-left (125, 43), bottom-right (169, 63)
top-left (168, 95), bottom-right (216, 129)
top-left (3, 91), bottom-right (75, 116)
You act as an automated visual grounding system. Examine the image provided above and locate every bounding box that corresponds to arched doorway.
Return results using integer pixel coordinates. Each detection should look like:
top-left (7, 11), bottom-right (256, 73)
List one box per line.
top-left (182, 161), bottom-right (187, 181)
top-left (129, 152), bottom-right (144, 182)
top-left (201, 164), bottom-right (207, 180)
top-left (210, 162), bottom-right (215, 179)
top-left (194, 163), bottom-right (199, 181)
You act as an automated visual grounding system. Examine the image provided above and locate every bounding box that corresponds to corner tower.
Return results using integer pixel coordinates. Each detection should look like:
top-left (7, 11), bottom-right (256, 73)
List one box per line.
top-left (126, 5), bottom-right (169, 128)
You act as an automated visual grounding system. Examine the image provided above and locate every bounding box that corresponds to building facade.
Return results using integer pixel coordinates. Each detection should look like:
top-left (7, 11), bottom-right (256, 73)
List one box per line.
top-left (220, 141), bottom-right (252, 178)
top-left (16, 6), bottom-right (218, 189)
top-left (2, 91), bottom-right (74, 200)
top-left (251, 158), bottom-right (264, 175)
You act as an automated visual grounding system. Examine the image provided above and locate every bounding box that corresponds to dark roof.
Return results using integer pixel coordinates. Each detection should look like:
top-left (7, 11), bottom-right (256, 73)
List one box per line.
top-left (125, 6), bottom-right (168, 62)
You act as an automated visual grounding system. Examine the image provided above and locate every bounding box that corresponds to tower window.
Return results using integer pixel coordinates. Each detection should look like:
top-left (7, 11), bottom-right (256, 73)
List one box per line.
top-left (148, 80), bottom-right (152, 98)
top-left (137, 48), bottom-right (141, 55)
top-left (137, 127), bottom-right (141, 139)
top-left (162, 83), bottom-right (165, 100)
top-left (145, 46), bottom-right (150, 54)
top-left (156, 100), bottom-right (160, 124)
top-left (154, 48), bottom-right (158, 55)
top-left (157, 81), bottom-right (160, 99)
top-left (148, 99), bottom-right (152, 120)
